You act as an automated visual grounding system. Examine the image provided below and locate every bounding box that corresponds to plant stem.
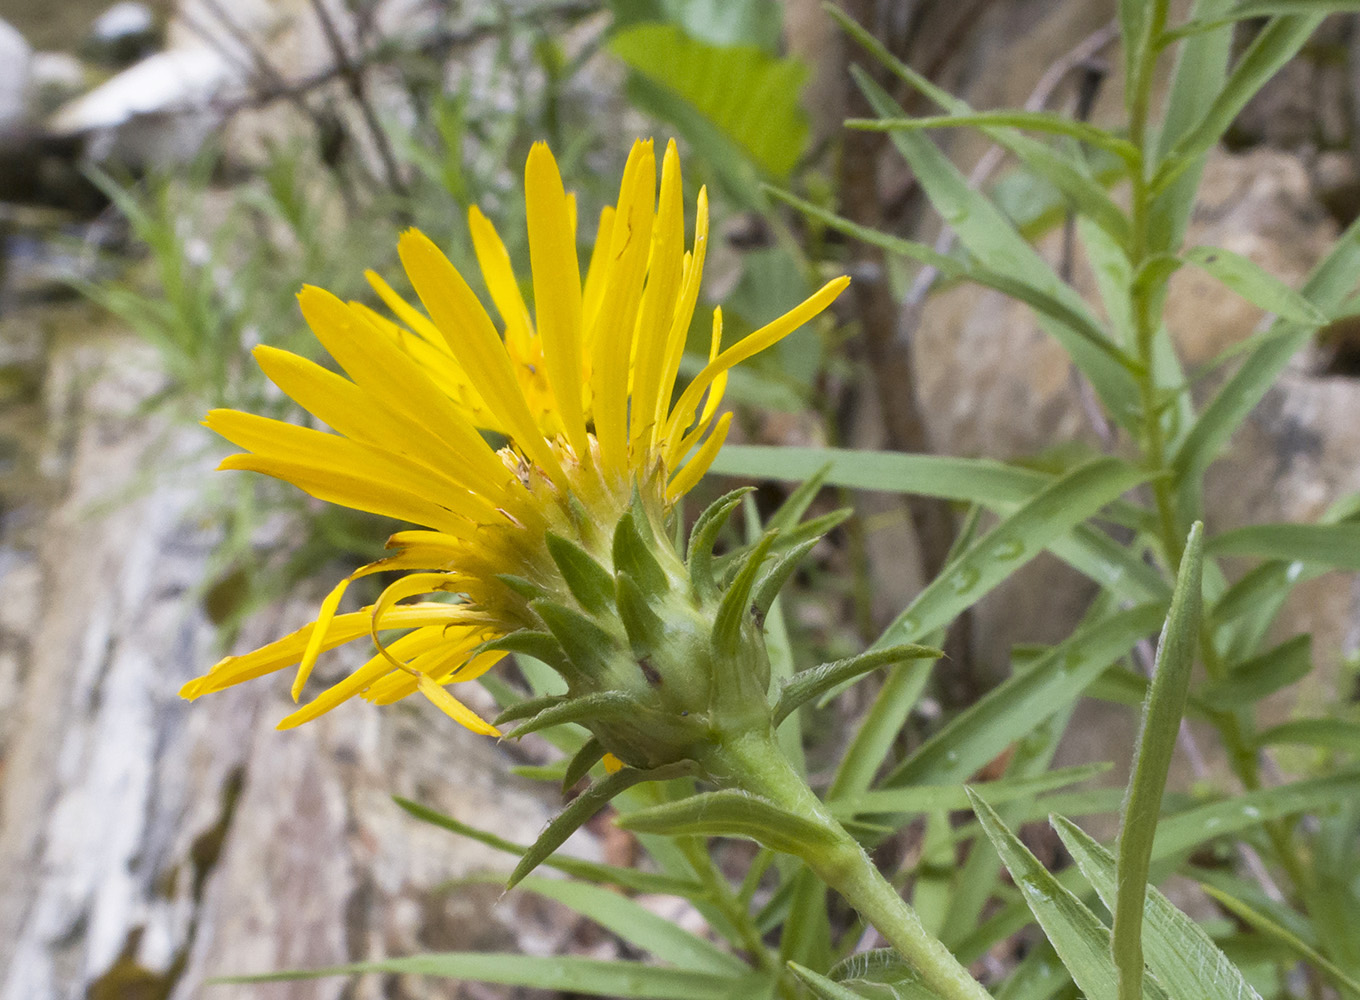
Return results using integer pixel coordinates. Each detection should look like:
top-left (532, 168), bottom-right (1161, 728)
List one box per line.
top-left (703, 731), bottom-right (995, 1000)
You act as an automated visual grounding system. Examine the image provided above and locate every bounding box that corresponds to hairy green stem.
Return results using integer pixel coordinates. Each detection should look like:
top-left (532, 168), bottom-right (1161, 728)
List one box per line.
top-left (704, 731), bottom-right (995, 1000)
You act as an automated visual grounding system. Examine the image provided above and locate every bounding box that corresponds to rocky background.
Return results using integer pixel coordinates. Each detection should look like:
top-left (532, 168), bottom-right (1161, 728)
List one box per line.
top-left (0, 1), bottom-right (1358, 998)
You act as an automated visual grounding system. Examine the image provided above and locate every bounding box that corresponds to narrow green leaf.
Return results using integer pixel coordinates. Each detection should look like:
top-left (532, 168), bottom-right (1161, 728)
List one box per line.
top-left (212, 952), bottom-right (765, 998)
top-left (494, 692), bottom-right (569, 726)
top-left (531, 599), bottom-right (620, 681)
top-left (967, 791), bottom-right (1170, 1000)
top-left (833, 763), bottom-right (1110, 819)
top-left (764, 463), bottom-right (832, 535)
top-left (1113, 523), bottom-right (1204, 1000)
top-left (1053, 817), bottom-right (1262, 1000)
top-left (884, 604), bottom-right (1165, 790)
top-left (616, 572), bottom-right (667, 658)
top-left (787, 963), bottom-right (875, 1000)
top-left (828, 658), bottom-right (936, 802)
top-left (875, 458), bottom-right (1151, 648)
top-left (509, 762), bottom-right (694, 889)
top-left (773, 644), bottom-right (942, 727)
top-left (1206, 522), bottom-right (1360, 569)
top-left (1200, 884), bottom-right (1360, 999)
top-left (497, 875), bottom-right (749, 975)
top-left (616, 789), bottom-right (839, 857)
top-left (391, 796), bottom-right (703, 895)
top-left (827, 4), bottom-right (1131, 243)
top-left (854, 69), bottom-right (1142, 426)
top-left (848, 113), bottom-right (1139, 164)
top-left (1159, 15), bottom-right (1325, 183)
top-left (1183, 246), bottom-right (1328, 325)
top-left (767, 185), bottom-right (1137, 374)
top-left (1200, 634), bottom-right (1312, 709)
top-left (1151, 770), bottom-right (1360, 859)
top-left (479, 630), bottom-right (568, 673)
top-left (1255, 718), bottom-right (1360, 754)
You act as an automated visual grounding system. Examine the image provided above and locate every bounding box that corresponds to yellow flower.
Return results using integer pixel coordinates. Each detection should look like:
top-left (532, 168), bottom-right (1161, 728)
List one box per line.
top-left (181, 139), bottom-right (848, 734)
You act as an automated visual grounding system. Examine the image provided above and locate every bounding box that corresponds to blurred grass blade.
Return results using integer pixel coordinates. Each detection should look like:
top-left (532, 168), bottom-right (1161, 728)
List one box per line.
top-left (852, 69), bottom-right (1142, 425)
top-left (490, 875), bottom-right (748, 974)
top-left (874, 458), bottom-right (1150, 648)
top-left (831, 763), bottom-right (1111, 819)
top-left (1255, 718), bottom-right (1360, 754)
top-left (212, 953), bottom-right (769, 998)
top-left (1159, 15), bottom-right (1324, 183)
top-left (1152, 770), bottom-right (1360, 859)
top-left (1200, 634), bottom-right (1312, 709)
top-left (848, 112), bottom-right (1139, 164)
top-left (1206, 522), bottom-right (1360, 568)
top-left (967, 790), bottom-right (1171, 1000)
top-left (1200, 884), bottom-right (1360, 999)
top-left (1173, 210), bottom-right (1360, 503)
top-left (392, 796), bottom-right (702, 895)
top-left (767, 187), bottom-right (1136, 370)
top-left (1112, 522), bottom-right (1203, 1000)
top-left (827, 4), bottom-right (1132, 243)
top-left (1052, 817), bottom-right (1263, 1000)
top-left (884, 604), bottom-right (1166, 790)
top-left (1183, 246), bottom-right (1328, 324)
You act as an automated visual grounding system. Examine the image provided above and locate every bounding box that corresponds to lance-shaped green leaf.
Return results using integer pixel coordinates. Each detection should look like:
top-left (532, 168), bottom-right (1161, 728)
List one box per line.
top-left (831, 762), bottom-right (1110, 819)
top-left (392, 796), bottom-right (703, 896)
top-left (853, 69), bottom-right (1142, 426)
top-left (531, 599), bottom-right (620, 681)
top-left (875, 457), bottom-right (1151, 649)
top-left (848, 112), bottom-right (1139, 164)
top-left (506, 692), bottom-right (640, 740)
top-left (1113, 523), bottom-right (1203, 1000)
top-left (496, 573), bottom-right (552, 601)
top-left (687, 487), bottom-right (752, 601)
top-left (495, 692), bottom-right (570, 727)
top-left (615, 572), bottom-right (667, 659)
top-left (613, 509), bottom-right (669, 596)
top-left (545, 532), bottom-right (615, 614)
top-left (212, 952), bottom-right (766, 999)
top-left (1255, 718), bottom-right (1360, 754)
top-left (1200, 883), bottom-right (1360, 1000)
top-left (773, 645), bottom-right (942, 727)
top-left (884, 603), bottom-right (1166, 789)
top-left (768, 186), bottom-right (1138, 377)
top-left (509, 761), bottom-right (695, 889)
top-left (787, 963), bottom-right (876, 1000)
top-left (968, 790), bottom-right (1171, 1000)
top-left (823, 950), bottom-right (940, 1000)
top-left (753, 538), bottom-right (818, 622)
top-left (1206, 522), bottom-right (1360, 569)
top-left (711, 532), bottom-right (777, 656)
top-left (561, 736), bottom-right (606, 792)
top-left (827, 4), bottom-right (1131, 244)
top-left (495, 875), bottom-right (751, 975)
top-left (1183, 246), bottom-right (1328, 325)
top-left (1200, 634), bottom-right (1312, 709)
top-left (616, 789), bottom-right (838, 857)
top-left (1053, 816), bottom-right (1262, 1000)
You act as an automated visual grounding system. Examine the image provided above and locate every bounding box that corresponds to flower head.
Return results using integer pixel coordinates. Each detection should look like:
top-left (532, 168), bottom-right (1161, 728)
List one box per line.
top-left (182, 139), bottom-right (848, 750)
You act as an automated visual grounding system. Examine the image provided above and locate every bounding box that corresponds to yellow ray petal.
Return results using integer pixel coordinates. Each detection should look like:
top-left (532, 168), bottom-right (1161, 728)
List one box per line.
top-left (653, 187), bottom-right (710, 446)
top-left (525, 143), bottom-right (589, 459)
top-left (665, 276), bottom-right (849, 446)
top-left (629, 139), bottom-right (686, 459)
top-left (468, 205), bottom-right (535, 357)
top-left (589, 139), bottom-right (655, 474)
top-left (296, 286), bottom-right (517, 501)
top-left (277, 629), bottom-right (447, 728)
top-left (666, 410), bottom-right (733, 501)
top-left (416, 674), bottom-right (500, 736)
top-left (398, 229), bottom-right (568, 484)
top-left (581, 205), bottom-right (616, 339)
